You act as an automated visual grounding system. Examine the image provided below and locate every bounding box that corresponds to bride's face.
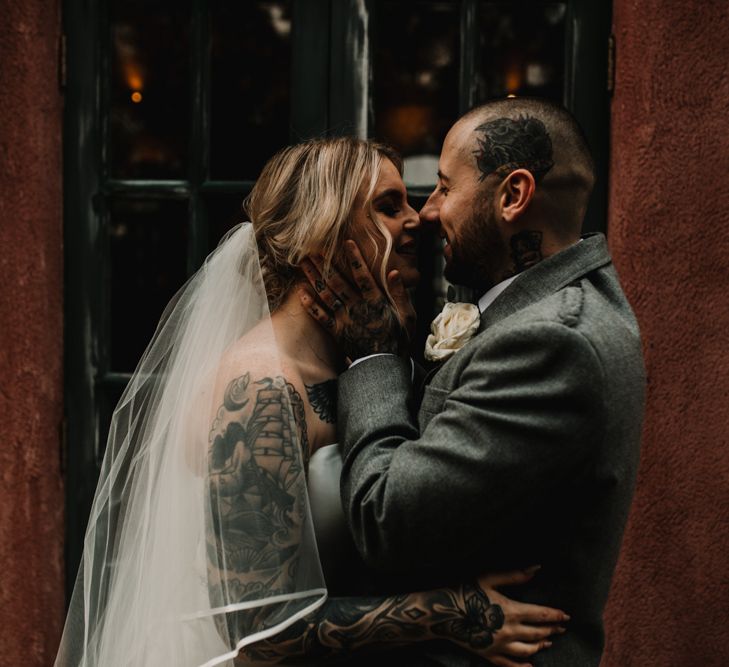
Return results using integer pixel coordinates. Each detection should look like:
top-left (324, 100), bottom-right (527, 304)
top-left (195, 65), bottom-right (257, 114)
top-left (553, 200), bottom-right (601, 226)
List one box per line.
top-left (350, 158), bottom-right (421, 289)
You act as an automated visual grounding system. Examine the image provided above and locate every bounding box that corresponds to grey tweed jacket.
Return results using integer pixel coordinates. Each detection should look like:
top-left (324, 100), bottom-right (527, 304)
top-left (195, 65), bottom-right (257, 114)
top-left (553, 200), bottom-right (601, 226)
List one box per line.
top-left (337, 233), bottom-right (646, 666)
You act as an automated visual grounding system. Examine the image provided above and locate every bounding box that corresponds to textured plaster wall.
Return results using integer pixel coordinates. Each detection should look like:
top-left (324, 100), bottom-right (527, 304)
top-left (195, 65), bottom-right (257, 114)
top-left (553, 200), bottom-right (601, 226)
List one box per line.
top-left (0, 0), bottom-right (65, 664)
top-left (0, 0), bottom-right (726, 663)
top-left (603, 1), bottom-right (729, 664)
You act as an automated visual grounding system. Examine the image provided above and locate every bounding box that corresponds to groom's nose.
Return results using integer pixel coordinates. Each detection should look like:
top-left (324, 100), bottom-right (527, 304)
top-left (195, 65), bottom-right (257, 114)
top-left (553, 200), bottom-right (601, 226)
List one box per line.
top-left (419, 190), bottom-right (440, 228)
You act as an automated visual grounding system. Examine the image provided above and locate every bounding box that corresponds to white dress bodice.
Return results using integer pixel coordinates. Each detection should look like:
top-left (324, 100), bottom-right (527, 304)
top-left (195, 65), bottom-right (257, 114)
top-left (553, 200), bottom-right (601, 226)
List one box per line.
top-left (307, 443), bottom-right (368, 594)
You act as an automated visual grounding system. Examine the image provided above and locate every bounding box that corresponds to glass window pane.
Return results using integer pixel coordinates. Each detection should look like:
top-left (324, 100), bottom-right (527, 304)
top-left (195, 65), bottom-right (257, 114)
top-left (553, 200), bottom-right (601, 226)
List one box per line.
top-left (206, 193), bottom-right (248, 253)
top-left (109, 199), bottom-right (188, 371)
top-left (110, 0), bottom-right (191, 179)
top-left (476, 2), bottom-right (567, 103)
top-left (210, 1), bottom-right (292, 180)
top-left (374, 0), bottom-right (459, 188)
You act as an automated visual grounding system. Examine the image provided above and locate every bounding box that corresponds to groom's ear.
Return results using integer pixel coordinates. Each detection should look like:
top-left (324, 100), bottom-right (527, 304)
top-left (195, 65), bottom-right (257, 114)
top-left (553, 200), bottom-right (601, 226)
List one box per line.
top-left (498, 169), bottom-right (536, 223)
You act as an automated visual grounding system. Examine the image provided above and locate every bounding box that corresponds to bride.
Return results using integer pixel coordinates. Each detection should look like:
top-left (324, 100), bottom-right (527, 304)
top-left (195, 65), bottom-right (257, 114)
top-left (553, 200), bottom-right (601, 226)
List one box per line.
top-left (55, 137), bottom-right (567, 667)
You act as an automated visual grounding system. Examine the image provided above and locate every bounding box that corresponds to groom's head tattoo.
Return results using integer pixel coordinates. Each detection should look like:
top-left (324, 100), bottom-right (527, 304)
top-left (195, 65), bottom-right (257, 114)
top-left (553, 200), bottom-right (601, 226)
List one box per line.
top-left (473, 115), bottom-right (554, 183)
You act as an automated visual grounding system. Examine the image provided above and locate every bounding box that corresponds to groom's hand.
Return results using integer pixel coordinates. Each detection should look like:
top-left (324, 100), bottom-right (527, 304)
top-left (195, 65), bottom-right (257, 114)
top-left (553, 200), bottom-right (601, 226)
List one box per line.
top-left (299, 240), bottom-right (415, 362)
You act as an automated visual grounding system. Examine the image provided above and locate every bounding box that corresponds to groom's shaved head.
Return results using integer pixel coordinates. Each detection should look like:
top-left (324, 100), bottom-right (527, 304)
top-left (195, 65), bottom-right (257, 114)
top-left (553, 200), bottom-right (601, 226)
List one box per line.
top-left (456, 98), bottom-right (596, 237)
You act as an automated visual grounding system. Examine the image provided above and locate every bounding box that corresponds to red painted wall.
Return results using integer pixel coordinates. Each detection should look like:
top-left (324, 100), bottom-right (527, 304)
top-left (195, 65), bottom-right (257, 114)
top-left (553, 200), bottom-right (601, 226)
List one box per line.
top-left (1, 0), bottom-right (727, 664)
top-left (0, 1), bottom-right (65, 664)
top-left (604, 1), bottom-right (729, 664)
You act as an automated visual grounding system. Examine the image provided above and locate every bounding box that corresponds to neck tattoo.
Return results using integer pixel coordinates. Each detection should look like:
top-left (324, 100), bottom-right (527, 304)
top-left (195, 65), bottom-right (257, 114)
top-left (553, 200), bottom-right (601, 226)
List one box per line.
top-left (510, 230), bottom-right (543, 273)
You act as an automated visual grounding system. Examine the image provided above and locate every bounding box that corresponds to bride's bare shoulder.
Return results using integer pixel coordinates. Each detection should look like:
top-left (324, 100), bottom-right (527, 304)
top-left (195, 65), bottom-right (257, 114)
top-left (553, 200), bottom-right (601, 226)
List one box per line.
top-left (207, 329), bottom-right (308, 445)
top-left (214, 326), bottom-right (301, 395)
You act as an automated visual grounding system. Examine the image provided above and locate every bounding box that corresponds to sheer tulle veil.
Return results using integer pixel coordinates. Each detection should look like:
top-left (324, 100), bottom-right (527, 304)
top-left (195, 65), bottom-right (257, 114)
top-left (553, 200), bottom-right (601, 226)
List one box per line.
top-left (55, 223), bottom-right (327, 666)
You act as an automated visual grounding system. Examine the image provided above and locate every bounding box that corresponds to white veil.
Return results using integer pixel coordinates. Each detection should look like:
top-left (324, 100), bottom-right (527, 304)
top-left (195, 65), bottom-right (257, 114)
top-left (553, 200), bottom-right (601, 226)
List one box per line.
top-left (55, 223), bottom-right (327, 667)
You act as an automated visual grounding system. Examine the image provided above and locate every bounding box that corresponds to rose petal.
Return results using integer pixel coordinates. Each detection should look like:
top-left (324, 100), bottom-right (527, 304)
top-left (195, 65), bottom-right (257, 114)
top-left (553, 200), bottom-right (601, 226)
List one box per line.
top-left (424, 303), bottom-right (480, 361)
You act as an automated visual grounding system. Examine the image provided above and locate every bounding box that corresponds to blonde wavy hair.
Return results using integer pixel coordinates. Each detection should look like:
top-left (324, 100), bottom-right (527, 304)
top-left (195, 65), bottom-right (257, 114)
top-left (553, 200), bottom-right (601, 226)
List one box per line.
top-left (244, 137), bottom-right (403, 311)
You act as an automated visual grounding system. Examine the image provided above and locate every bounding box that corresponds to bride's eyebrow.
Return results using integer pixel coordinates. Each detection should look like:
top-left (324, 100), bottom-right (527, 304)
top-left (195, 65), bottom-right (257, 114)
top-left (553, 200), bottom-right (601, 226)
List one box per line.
top-left (372, 188), bottom-right (403, 204)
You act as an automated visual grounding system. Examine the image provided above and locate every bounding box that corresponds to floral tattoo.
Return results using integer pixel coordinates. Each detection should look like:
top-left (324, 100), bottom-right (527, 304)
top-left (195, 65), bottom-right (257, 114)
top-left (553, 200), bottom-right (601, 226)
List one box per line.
top-left (474, 114), bottom-right (554, 183)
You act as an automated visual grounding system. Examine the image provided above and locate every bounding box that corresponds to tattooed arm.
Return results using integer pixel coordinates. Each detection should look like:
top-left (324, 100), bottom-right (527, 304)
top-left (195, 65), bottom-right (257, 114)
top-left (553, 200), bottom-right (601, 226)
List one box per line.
top-left (237, 580), bottom-right (540, 664)
top-left (208, 370), bottom-right (565, 665)
top-left (207, 372), bottom-right (307, 599)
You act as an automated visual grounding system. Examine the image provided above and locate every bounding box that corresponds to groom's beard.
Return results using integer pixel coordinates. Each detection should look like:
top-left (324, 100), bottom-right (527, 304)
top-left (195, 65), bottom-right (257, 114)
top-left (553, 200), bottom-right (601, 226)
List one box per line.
top-left (443, 200), bottom-right (504, 293)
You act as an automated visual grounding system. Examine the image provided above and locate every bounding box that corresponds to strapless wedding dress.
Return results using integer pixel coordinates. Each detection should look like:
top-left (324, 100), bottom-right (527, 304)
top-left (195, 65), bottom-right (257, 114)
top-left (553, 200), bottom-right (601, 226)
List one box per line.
top-left (307, 443), bottom-right (371, 595)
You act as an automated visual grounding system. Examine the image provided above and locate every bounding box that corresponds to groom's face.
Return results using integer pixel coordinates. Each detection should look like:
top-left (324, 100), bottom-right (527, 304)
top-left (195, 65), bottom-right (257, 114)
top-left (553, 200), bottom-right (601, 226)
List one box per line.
top-left (420, 122), bottom-right (504, 291)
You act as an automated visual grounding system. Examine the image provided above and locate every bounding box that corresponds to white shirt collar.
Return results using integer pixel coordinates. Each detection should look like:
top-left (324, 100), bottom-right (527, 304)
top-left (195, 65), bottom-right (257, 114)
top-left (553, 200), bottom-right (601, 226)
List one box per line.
top-left (477, 275), bottom-right (518, 313)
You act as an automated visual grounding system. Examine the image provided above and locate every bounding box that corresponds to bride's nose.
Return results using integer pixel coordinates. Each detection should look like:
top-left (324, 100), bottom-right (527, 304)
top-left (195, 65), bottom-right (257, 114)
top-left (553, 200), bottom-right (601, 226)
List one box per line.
top-left (403, 203), bottom-right (421, 230)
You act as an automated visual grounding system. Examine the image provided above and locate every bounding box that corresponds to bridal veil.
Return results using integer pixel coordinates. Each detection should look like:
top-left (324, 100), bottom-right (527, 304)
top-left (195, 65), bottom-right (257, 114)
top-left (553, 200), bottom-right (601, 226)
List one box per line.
top-left (55, 223), bottom-right (327, 666)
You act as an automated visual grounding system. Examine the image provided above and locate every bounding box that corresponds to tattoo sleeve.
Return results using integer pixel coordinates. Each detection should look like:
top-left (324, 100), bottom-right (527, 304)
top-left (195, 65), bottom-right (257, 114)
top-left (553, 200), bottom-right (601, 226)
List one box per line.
top-left (207, 373), bottom-right (309, 613)
top-left (208, 373), bottom-right (504, 663)
top-left (236, 584), bottom-right (505, 663)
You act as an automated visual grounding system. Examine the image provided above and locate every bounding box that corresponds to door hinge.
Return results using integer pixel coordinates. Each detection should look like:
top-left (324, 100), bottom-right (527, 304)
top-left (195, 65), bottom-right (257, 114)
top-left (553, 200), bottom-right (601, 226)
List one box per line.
top-left (607, 34), bottom-right (616, 94)
top-left (59, 416), bottom-right (68, 476)
top-left (58, 32), bottom-right (67, 92)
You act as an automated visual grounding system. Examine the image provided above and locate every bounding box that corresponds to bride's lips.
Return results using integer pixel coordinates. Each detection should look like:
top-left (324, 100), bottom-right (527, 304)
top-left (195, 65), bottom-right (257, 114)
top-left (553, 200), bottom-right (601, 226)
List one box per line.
top-left (396, 240), bottom-right (418, 258)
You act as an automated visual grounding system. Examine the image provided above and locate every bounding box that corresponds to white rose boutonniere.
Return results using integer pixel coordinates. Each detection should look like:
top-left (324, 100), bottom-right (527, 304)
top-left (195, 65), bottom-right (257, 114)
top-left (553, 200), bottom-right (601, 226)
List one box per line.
top-left (424, 302), bottom-right (481, 362)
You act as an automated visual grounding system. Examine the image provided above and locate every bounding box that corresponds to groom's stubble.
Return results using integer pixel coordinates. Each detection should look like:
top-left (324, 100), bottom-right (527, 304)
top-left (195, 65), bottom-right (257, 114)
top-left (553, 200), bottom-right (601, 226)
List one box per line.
top-left (443, 187), bottom-right (506, 294)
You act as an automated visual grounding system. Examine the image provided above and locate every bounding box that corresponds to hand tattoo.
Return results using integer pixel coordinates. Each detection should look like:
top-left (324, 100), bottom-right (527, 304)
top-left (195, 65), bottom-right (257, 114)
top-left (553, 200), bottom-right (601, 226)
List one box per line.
top-left (432, 584), bottom-right (505, 649)
top-left (341, 298), bottom-right (403, 360)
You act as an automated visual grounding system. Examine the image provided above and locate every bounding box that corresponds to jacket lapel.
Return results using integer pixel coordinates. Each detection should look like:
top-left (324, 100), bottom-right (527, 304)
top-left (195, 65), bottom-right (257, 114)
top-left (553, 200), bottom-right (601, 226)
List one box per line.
top-left (478, 233), bottom-right (612, 333)
top-left (418, 234), bottom-right (612, 397)
top-left (420, 362), bottom-right (442, 389)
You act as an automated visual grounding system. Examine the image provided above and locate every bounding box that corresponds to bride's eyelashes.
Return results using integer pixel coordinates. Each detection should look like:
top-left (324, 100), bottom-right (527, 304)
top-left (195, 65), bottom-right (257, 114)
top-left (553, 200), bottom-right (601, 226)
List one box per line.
top-left (372, 189), bottom-right (406, 219)
top-left (378, 204), bottom-right (401, 217)
top-left (375, 196), bottom-right (404, 218)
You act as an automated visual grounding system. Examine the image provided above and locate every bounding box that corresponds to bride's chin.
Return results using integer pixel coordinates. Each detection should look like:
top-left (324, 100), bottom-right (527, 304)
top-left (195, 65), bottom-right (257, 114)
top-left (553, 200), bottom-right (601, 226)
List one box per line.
top-left (399, 267), bottom-right (421, 290)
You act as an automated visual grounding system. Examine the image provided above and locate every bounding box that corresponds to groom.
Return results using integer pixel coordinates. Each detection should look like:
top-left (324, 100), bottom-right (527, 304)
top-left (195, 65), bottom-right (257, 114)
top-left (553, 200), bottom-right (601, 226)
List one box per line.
top-left (308, 98), bottom-right (645, 666)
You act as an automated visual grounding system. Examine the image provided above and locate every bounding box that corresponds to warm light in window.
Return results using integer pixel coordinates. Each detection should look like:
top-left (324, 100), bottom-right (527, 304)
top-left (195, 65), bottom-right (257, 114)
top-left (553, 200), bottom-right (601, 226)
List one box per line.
top-left (131, 91), bottom-right (143, 103)
top-left (507, 94), bottom-right (517, 98)
top-left (128, 72), bottom-right (143, 90)
top-left (505, 65), bottom-right (522, 95)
